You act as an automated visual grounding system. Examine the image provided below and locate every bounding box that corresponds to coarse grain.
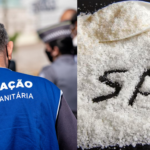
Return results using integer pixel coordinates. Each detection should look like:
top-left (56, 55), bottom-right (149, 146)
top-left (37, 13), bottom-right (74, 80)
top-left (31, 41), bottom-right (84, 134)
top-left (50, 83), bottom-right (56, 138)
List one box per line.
top-left (78, 1), bottom-right (150, 149)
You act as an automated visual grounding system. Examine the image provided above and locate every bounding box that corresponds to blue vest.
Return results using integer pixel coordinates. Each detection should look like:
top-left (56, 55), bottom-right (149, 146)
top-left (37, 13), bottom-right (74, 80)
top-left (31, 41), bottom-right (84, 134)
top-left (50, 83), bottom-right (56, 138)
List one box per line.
top-left (0, 68), bottom-right (61, 150)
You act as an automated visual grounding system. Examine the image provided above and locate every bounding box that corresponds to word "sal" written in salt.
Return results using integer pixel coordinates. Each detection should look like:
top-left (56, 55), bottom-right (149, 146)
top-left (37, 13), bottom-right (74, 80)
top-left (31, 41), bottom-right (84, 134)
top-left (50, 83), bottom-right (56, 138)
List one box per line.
top-left (0, 79), bottom-right (33, 91)
top-left (93, 69), bottom-right (150, 106)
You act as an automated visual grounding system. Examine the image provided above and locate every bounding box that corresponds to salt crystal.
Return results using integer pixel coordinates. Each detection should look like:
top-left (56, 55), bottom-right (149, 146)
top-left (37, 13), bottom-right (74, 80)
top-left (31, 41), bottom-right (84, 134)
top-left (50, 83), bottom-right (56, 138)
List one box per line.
top-left (78, 1), bottom-right (150, 149)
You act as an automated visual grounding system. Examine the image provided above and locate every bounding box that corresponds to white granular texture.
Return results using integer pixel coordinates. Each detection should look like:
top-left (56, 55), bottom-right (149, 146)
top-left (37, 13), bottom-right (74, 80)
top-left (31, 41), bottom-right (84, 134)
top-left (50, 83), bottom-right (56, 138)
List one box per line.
top-left (140, 76), bottom-right (150, 93)
top-left (79, 1), bottom-right (150, 42)
top-left (78, 1), bottom-right (150, 149)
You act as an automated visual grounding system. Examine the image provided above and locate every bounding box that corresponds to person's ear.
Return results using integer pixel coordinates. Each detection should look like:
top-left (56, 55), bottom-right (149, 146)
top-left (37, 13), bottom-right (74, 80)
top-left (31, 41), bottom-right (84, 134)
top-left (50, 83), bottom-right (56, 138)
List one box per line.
top-left (52, 46), bottom-right (60, 57)
top-left (45, 43), bottom-right (52, 52)
top-left (7, 41), bottom-right (13, 60)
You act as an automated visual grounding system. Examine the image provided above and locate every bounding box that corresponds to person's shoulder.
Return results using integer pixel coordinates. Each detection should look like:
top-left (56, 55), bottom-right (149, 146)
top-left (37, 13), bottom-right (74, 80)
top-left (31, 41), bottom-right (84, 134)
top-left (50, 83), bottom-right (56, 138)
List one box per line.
top-left (40, 64), bottom-right (55, 74)
top-left (39, 64), bottom-right (57, 79)
top-left (12, 70), bottom-right (58, 90)
top-left (41, 65), bottom-right (51, 72)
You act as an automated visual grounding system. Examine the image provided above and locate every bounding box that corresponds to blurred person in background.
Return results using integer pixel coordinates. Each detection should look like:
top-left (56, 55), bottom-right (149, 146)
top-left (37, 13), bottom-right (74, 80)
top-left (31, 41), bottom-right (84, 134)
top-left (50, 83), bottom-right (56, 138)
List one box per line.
top-left (0, 23), bottom-right (76, 150)
top-left (71, 13), bottom-right (77, 62)
top-left (60, 9), bottom-right (77, 22)
top-left (38, 21), bottom-right (77, 117)
top-left (60, 9), bottom-right (77, 61)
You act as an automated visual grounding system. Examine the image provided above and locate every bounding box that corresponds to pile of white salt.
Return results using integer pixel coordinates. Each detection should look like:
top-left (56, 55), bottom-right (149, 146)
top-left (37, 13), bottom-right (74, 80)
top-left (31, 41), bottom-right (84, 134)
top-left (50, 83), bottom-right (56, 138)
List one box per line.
top-left (78, 1), bottom-right (150, 149)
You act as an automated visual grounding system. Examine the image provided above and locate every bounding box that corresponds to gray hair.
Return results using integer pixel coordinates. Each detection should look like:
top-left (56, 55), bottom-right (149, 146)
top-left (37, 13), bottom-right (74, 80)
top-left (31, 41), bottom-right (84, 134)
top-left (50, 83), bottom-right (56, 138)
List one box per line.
top-left (0, 23), bottom-right (9, 51)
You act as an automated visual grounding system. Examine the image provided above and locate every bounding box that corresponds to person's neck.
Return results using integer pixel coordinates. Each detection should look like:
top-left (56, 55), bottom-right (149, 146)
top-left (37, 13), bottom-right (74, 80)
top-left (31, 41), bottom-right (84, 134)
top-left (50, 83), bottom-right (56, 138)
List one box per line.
top-left (53, 54), bottom-right (61, 62)
top-left (0, 53), bottom-right (7, 68)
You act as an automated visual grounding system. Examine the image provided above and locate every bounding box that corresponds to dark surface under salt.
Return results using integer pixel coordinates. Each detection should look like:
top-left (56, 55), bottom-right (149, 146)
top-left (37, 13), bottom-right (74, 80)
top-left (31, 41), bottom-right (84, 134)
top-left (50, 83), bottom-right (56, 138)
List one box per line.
top-left (78, 0), bottom-right (150, 15)
top-left (78, 144), bottom-right (150, 150)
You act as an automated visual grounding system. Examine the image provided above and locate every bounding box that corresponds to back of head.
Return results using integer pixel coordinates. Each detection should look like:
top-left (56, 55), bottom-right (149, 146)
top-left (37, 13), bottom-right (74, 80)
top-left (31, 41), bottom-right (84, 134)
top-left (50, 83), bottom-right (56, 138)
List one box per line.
top-left (0, 24), bottom-right (9, 51)
top-left (60, 9), bottom-right (77, 22)
top-left (49, 37), bottom-right (73, 55)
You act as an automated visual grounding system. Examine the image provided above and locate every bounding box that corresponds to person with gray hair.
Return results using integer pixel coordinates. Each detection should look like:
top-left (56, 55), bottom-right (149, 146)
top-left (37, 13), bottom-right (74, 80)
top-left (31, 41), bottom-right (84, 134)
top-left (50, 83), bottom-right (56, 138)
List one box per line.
top-left (0, 23), bottom-right (77, 150)
top-left (0, 24), bottom-right (10, 67)
top-left (0, 24), bottom-right (16, 71)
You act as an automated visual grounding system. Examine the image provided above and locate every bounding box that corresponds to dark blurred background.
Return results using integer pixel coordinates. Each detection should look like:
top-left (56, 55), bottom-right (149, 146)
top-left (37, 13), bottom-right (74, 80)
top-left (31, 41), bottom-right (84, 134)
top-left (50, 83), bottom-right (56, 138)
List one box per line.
top-left (78, 0), bottom-right (150, 15)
